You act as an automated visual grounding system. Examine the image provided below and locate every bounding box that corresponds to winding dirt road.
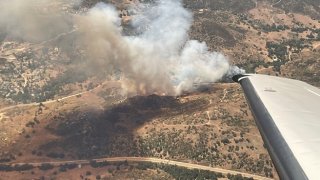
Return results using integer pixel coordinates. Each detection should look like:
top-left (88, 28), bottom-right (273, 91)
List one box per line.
top-left (0, 83), bottom-right (273, 180)
top-left (0, 82), bottom-right (105, 113)
top-left (3, 157), bottom-right (273, 180)
top-left (0, 91), bottom-right (86, 113)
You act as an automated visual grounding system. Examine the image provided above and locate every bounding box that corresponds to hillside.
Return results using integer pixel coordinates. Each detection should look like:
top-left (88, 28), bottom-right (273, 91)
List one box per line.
top-left (1, 0), bottom-right (319, 179)
top-left (0, 82), bottom-right (277, 179)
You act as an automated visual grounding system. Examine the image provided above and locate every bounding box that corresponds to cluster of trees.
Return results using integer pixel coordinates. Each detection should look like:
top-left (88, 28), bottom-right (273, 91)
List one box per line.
top-left (0, 164), bottom-right (34, 171)
top-left (136, 162), bottom-right (255, 180)
top-left (89, 160), bottom-right (110, 168)
top-left (223, 116), bottom-right (249, 128)
top-left (88, 160), bottom-right (129, 173)
top-left (291, 27), bottom-right (320, 40)
top-left (38, 163), bottom-right (54, 171)
top-left (242, 14), bottom-right (320, 43)
top-left (265, 38), bottom-right (314, 71)
top-left (10, 67), bottom-right (94, 103)
top-left (286, 39), bottom-right (308, 50)
top-left (46, 152), bottom-right (65, 159)
top-left (25, 117), bottom-right (40, 128)
top-left (38, 68), bottom-right (91, 102)
top-left (0, 154), bottom-right (14, 163)
top-left (266, 41), bottom-right (288, 60)
top-left (234, 152), bottom-right (274, 178)
top-left (291, 26), bottom-right (308, 33)
top-left (136, 127), bottom-right (271, 176)
top-left (240, 60), bottom-right (267, 73)
top-left (59, 163), bottom-right (77, 172)
top-left (261, 23), bottom-right (290, 32)
top-left (0, 162), bottom-right (79, 172)
top-left (313, 29), bottom-right (320, 40)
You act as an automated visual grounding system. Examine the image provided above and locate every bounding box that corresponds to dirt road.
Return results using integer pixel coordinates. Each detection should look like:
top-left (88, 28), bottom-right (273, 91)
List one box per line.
top-left (4, 157), bottom-right (273, 180)
top-left (0, 82), bottom-right (107, 113)
top-left (0, 91), bottom-right (85, 113)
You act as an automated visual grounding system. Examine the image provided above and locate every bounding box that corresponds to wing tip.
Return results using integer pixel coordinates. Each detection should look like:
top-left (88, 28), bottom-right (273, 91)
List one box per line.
top-left (232, 74), bottom-right (248, 83)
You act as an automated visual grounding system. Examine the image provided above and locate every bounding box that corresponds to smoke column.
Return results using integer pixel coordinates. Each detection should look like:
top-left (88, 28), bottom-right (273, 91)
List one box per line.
top-left (0, 0), bottom-right (244, 96)
top-left (0, 0), bottom-right (78, 42)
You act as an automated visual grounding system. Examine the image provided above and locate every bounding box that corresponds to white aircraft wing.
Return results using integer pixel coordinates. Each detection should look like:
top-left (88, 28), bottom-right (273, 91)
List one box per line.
top-left (233, 74), bottom-right (320, 180)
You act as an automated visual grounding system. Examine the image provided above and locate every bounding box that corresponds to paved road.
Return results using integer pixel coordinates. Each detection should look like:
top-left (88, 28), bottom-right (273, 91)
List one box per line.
top-left (4, 157), bottom-right (273, 180)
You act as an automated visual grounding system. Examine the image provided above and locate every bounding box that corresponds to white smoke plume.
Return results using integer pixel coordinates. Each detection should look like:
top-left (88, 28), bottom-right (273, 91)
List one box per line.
top-left (0, 0), bottom-right (79, 42)
top-left (0, 0), bottom-right (244, 96)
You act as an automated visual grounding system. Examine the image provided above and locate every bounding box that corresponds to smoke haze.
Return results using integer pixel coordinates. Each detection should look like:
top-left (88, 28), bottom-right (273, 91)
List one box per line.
top-left (0, 0), bottom-right (78, 42)
top-left (0, 0), bottom-right (244, 96)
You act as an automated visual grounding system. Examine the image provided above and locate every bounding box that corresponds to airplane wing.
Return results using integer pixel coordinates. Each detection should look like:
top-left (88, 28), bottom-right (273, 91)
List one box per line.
top-left (233, 74), bottom-right (320, 180)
